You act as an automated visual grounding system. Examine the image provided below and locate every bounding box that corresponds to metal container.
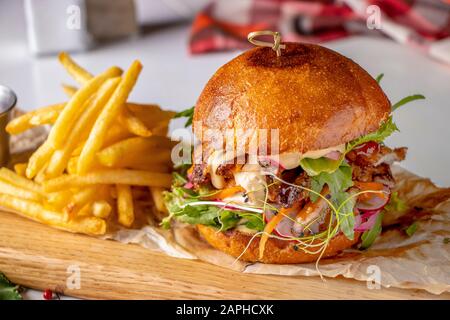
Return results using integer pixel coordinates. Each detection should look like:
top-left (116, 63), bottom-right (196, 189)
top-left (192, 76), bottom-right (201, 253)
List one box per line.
top-left (0, 86), bottom-right (17, 166)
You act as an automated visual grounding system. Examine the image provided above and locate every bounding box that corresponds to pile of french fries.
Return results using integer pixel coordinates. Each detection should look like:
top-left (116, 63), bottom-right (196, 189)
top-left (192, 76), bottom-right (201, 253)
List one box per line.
top-left (0, 53), bottom-right (174, 235)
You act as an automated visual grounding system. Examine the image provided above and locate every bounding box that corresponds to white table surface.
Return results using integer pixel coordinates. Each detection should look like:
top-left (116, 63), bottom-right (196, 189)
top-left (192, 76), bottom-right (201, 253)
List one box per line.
top-left (1, 0), bottom-right (449, 300)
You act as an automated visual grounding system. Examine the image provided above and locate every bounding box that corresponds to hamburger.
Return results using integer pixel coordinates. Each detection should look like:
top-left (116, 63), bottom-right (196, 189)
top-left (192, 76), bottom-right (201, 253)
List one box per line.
top-left (164, 41), bottom-right (423, 264)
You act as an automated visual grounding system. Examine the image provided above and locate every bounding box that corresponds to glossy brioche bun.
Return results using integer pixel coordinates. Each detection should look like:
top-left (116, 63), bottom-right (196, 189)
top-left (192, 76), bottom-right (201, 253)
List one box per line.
top-left (194, 43), bottom-right (391, 154)
top-left (197, 225), bottom-right (361, 264)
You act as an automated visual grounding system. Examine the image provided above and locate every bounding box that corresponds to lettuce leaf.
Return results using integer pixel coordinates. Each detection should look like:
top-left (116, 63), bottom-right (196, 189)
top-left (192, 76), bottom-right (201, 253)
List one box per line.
top-left (300, 157), bottom-right (343, 176)
top-left (334, 191), bottom-right (356, 240)
top-left (310, 162), bottom-right (353, 202)
top-left (345, 116), bottom-right (398, 153)
top-left (163, 186), bottom-right (263, 232)
top-left (309, 162), bottom-right (355, 240)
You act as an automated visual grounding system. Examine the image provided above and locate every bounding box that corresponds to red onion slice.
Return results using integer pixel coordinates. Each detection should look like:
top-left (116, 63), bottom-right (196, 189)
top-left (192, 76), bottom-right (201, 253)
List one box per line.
top-left (354, 211), bottom-right (381, 232)
top-left (355, 186), bottom-right (391, 211)
top-left (264, 210), bottom-right (296, 238)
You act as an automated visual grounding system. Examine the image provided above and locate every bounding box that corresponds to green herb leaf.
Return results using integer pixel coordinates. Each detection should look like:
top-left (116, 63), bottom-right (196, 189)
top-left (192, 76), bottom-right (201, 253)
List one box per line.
top-left (174, 106), bottom-right (195, 128)
top-left (309, 162), bottom-right (355, 240)
top-left (375, 73), bottom-right (384, 84)
top-left (346, 116), bottom-right (398, 153)
top-left (240, 213), bottom-right (265, 232)
top-left (405, 222), bottom-right (418, 237)
top-left (444, 238), bottom-right (450, 244)
top-left (0, 273), bottom-right (22, 300)
top-left (300, 157), bottom-right (343, 176)
top-left (310, 162), bottom-right (353, 202)
top-left (384, 191), bottom-right (408, 213)
top-left (391, 94), bottom-right (425, 112)
top-left (217, 210), bottom-right (240, 231)
top-left (334, 191), bottom-right (356, 240)
top-left (163, 184), bottom-right (260, 232)
top-left (360, 212), bottom-right (384, 249)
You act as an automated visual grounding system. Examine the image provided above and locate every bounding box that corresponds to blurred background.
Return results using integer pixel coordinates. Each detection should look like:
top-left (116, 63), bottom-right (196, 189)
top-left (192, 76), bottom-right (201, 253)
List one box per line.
top-left (1, 0), bottom-right (450, 187)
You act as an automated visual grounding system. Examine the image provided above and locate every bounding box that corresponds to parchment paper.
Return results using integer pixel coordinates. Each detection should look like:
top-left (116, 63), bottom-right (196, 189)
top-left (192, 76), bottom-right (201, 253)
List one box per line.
top-left (10, 122), bottom-right (450, 295)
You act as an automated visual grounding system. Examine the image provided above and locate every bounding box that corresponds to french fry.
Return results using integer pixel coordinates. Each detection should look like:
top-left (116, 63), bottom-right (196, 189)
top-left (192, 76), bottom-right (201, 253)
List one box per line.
top-left (61, 88), bottom-right (162, 138)
top-left (72, 144), bottom-right (84, 157)
top-left (26, 141), bottom-right (53, 179)
top-left (0, 167), bottom-right (44, 195)
top-left (99, 152), bottom-right (172, 169)
top-left (6, 103), bottom-right (65, 135)
top-left (120, 153), bottom-right (172, 168)
top-left (77, 202), bottom-right (92, 217)
top-left (149, 187), bottom-right (168, 215)
top-left (63, 186), bottom-right (105, 216)
top-left (58, 52), bottom-right (94, 85)
top-left (62, 83), bottom-right (78, 97)
top-left (46, 190), bottom-right (73, 211)
top-left (72, 186), bottom-right (102, 205)
top-left (46, 77), bottom-right (121, 178)
top-left (96, 136), bottom-right (173, 167)
top-left (13, 163), bottom-right (27, 177)
top-left (78, 61), bottom-right (143, 173)
top-left (66, 156), bottom-right (78, 175)
top-left (152, 120), bottom-right (170, 136)
top-left (47, 66), bottom-right (122, 150)
top-left (67, 155), bottom-right (106, 174)
top-left (119, 107), bottom-right (152, 137)
top-left (29, 108), bottom-right (60, 126)
top-left (3, 52), bottom-right (174, 235)
top-left (0, 194), bottom-right (106, 235)
top-left (103, 124), bottom-right (133, 147)
top-left (120, 163), bottom-right (170, 172)
top-left (117, 184), bottom-right (134, 227)
top-left (62, 83), bottom-right (164, 139)
top-left (60, 86), bottom-right (154, 138)
top-left (26, 68), bottom-right (120, 179)
top-left (34, 162), bottom-right (49, 184)
top-left (127, 103), bottom-right (176, 127)
top-left (44, 170), bottom-right (172, 192)
top-left (0, 179), bottom-right (42, 202)
top-left (92, 200), bottom-right (112, 219)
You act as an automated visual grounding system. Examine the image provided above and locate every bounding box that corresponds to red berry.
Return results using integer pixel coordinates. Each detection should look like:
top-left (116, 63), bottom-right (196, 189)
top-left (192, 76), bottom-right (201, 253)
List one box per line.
top-left (43, 289), bottom-right (53, 300)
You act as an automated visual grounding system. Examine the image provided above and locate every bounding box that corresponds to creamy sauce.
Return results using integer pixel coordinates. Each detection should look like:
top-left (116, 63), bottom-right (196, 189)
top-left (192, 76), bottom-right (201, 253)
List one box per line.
top-left (233, 164), bottom-right (266, 205)
top-left (265, 144), bottom-right (345, 170)
top-left (207, 144), bottom-right (345, 189)
top-left (236, 224), bottom-right (259, 235)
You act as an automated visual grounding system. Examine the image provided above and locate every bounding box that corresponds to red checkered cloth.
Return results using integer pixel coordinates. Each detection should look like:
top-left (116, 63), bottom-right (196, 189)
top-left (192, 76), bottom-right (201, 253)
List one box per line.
top-left (189, 0), bottom-right (450, 64)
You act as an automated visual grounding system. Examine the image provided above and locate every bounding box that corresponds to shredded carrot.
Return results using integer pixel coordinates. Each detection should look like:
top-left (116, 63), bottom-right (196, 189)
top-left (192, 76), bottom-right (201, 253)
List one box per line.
top-left (187, 165), bottom-right (194, 176)
top-left (259, 207), bottom-right (297, 260)
top-left (354, 181), bottom-right (386, 201)
top-left (204, 186), bottom-right (245, 200)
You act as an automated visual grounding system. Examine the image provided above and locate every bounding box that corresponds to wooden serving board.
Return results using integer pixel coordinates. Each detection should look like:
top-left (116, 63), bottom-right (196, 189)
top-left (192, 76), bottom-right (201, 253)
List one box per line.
top-left (0, 211), bottom-right (447, 300)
